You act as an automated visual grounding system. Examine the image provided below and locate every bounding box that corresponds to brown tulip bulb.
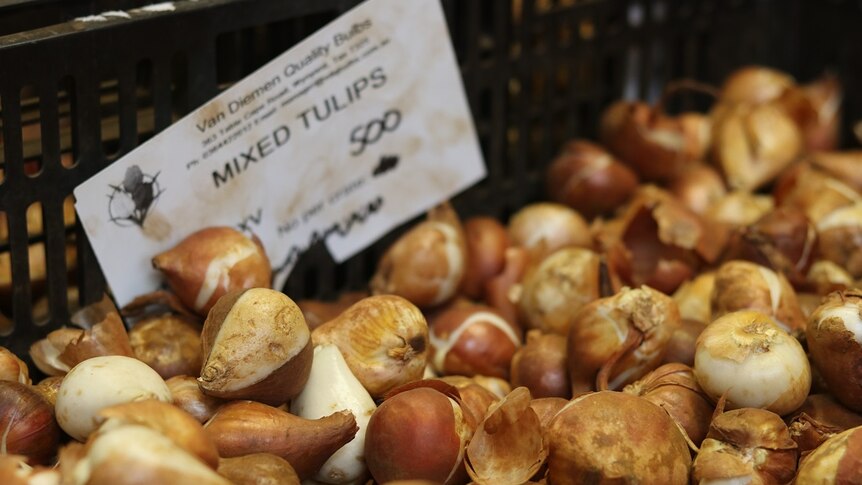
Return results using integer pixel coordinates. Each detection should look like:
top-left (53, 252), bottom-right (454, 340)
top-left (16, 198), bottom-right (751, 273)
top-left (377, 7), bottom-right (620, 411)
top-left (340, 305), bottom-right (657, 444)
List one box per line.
top-left (459, 217), bottom-right (510, 300)
top-left (516, 247), bottom-right (603, 335)
top-left (623, 363), bottom-right (713, 446)
top-left (484, 246), bottom-right (530, 327)
top-left (662, 318), bottom-right (705, 366)
top-left (711, 260), bottom-right (806, 332)
top-left (817, 202), bottom-right (862, 278)
top-left (692, 408), bottom-right (798, 484)
top-left (130, 314), bottom-right (203, 380)
top-left (546, 140), bottom-right (638, 218)
top-left (806, 291), bottom-right (862, 412)
top-left (0, 381), bottom-right (60, 465)
top-left (546, 391), bottom-right (691, 484)
top-left (217, 453), bottom-right (300, 485)
top-left (567, 285), bottom-right (680, 393)
top-left (510, 330), bottom-right (570, 399)
top-left (723, 206), bottom-right (818, 285)
top-left (429, 305), bottom-right (520, 379)
top-left (153, 227), bottom-right (272, 316)
top-left (795, 426), bottom-right (862, 483)
top-left (204, 400), bottom-right (358, 480)
top-left (507, 203), bottom-right (591, 261)
top-left (599, 100), bottom-right (710, 182)
top-left (669, 163), bottom-right (727, 215)
top-left (312, 295), bottom-right (429, 398)
top-left (607, 186), bottom-right (725, 295)
top-left (365, 386), bottom-right (473, 485)
top-left (199, 288), bottom-right (312, 406)
top-left (371, 203), bottom-right (467, 308)
top-left (167, 376), bottom-right (225, 423)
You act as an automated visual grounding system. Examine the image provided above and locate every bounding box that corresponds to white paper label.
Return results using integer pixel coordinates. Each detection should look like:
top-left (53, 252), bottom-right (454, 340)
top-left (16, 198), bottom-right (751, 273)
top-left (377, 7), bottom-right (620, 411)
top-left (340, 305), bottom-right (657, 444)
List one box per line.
top-left (73, 0), bottom-right (486, 307)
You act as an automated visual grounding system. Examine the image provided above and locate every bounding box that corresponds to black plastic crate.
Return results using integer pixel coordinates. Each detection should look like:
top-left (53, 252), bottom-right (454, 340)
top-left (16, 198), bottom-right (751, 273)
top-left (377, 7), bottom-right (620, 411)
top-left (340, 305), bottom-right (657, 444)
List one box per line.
top-left (1, 0), bottom-right (860, 362)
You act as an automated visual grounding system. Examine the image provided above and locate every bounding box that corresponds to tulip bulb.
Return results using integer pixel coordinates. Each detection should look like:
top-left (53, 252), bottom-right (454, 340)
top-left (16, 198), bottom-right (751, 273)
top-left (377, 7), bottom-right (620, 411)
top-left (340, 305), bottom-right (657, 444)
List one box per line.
top-left (72, 424), bottom-right (231, 485)
top-left (567, 285), bottom-right (680, 393)
top-left (56, 355), bottom-right (172, 442)
top-left (217, 454), bottom-right (300, 485)
top-left (204, 400), bottom-right (358, 480)
top-left (795, 425), bottom-right (862, 483)
top-left (199, 288), bottom-right (312, 405)
top-left (507, 203), bottom-right (591, 261)
top-left (291, 344), bottom-right (376, 484)
top-left (516, 247), bottom-right (602, 335)
top-left (694, 310), bottom-right (811, 415)
top-left (429, 305), bottom-right (520, 379)
top-left (364, 386), bottom-right (472, 485)
top-left (711, 260), bottom-right (806, 332)
top-left (0, 381), bottom-right (60, 465)
top-left (129, 314), bottom-right (202, 380)
top-left (806, 291), bottom-right (862, 412)
top-left (166, 376), bottom-right (225, 424)
top-left (459, 217), bottom-right (510, 300)
top-left (546, 391), bottom-right (691, 484)
top-left (545, 140), bottom-right (638, 218)
top-left (153, 227), bottom-right (272, 316)
top-left (817, 202), bottom-right (862, 278)
top-left (312, 295), bottom-right (428, 398)
top-left (509, 331), bottom-right (570, 399)
top-left (370, 203), bottom-right (466, 308)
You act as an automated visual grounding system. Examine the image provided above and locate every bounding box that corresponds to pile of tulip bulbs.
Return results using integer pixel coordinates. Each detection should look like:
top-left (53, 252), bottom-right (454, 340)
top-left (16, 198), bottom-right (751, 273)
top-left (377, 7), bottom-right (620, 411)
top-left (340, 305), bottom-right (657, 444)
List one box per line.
top-left (4, 65), bottom-right (862, 484)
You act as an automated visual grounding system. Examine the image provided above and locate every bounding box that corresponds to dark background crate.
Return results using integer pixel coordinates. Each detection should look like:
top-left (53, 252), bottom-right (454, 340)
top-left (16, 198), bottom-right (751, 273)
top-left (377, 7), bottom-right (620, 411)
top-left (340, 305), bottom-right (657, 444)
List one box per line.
top-left (0, 0), bottom-right (860, 362)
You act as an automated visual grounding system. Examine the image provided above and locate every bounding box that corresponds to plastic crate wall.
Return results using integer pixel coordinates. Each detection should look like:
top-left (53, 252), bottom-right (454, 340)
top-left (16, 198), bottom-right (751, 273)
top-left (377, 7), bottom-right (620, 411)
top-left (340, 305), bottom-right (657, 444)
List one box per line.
top-left (0, 0), bottom-right (859, 361)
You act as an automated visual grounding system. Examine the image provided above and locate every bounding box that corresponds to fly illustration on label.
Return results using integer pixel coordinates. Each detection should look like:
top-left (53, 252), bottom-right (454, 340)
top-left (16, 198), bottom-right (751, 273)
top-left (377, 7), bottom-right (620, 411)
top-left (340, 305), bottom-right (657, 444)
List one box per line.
top-left (106, 165), bottom-right (165, 228)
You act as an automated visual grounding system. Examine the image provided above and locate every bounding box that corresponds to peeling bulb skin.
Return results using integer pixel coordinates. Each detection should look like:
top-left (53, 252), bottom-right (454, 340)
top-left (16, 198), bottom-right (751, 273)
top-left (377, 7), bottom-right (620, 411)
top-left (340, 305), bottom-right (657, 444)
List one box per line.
top-left (694, 311), bottom-right (810, 415)
top-left (692, 408), bottom-right (798, 485)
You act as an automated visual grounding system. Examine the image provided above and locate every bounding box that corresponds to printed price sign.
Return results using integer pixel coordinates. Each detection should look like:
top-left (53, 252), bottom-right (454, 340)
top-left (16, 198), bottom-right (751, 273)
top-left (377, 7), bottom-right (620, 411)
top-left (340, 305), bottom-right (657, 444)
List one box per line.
top-left (74, 0), bottom-right (486, 307)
